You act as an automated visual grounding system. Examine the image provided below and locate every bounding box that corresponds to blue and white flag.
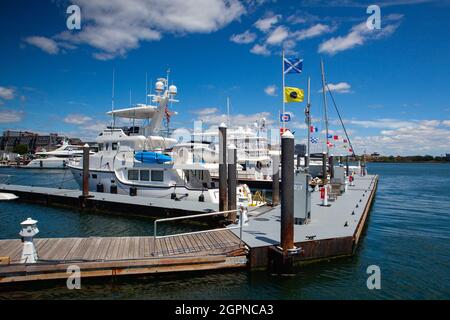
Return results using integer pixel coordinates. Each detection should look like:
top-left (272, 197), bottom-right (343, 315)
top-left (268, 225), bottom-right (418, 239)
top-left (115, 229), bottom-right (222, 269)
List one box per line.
top-left (280, 113), bottom-right (291, 122)
top-left (327, 133), bottom-right (333, 139)
top-left (310, 137), bottom-right (318, 144)
top-left (284, 57), bottom-right (303, 75)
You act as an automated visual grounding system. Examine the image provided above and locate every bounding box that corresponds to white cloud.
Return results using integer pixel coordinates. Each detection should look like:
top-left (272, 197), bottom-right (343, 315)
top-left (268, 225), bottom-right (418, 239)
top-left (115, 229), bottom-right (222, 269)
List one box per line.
top-left (24, 36), bottom-right (60, 54)
top-left (199, 111), bottom-right (274, 126)
top-left (250, 43), bottom-right (270, 55)
top-left (254, 14), bottom-right (280, 32)
top-left (230, 30), bottom-right (257, 44)
top-left (64, 114), bottom-right (93, 125)
top-left (442, 120), bottom-right (450, 127)
top-left (293, 23), bottom-right (336, 40)
top-left (321, 82), bottom-right (352, 93)
top-left (264, 85), bottom-right (277, 96)
top-left (314, 118), bottom-right (450, 155)
top-left (192, 107), bottom-right (220, 116)
top-left (33, 0), bottom-right (246, 60)
top-left (266, 26), bottom-right (289, 45)
top-left (318, 15), bottom-right (402, 55)
top-left (0, 110), bottom-right (24, 123)
top-left (0, 87), bottom-right (15, 100)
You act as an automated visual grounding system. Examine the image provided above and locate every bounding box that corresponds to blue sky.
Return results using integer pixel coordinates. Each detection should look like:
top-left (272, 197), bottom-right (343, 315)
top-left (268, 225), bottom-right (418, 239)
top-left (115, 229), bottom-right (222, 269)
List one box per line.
top-left (0, 0), bottom-right (449, 155)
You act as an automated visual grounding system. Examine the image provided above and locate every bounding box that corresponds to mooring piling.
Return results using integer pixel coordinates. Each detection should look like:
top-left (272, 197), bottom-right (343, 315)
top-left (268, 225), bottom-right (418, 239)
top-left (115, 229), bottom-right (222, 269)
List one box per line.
top-left (271, 155), bottom-right (280, 206)
top-left (82, 143), bottom-right (90, 198)
top-left (329, 155), bottom-right (334, 179)
top-left (280, 131), bottom-right (295, 252)
top-left (227, 144), bottom-right (237, 222)
top-left (346, 155), bottom-right (350, 177)
top-left (219, 123), bottom-right (228, 212)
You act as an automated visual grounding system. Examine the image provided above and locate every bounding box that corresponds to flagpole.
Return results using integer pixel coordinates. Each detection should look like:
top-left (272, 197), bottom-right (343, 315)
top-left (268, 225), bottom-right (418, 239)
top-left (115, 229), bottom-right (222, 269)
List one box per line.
top-left (320, 58), bottom-right (329, 156)
top-left (282, 50), bottom-right (286, 131)
top-left (306, 76), bottom-right (311, 170)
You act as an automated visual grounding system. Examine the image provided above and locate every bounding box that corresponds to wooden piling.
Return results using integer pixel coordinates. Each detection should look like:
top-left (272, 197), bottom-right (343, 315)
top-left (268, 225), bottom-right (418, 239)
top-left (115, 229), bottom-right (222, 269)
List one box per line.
top-left (82, 144), bottom-right (90, 197)
top-left (219, 124), bottom-right (228, 212)
top-left (227, 144), bottom-right (237, 222)
top-left (322, 152), bottom-right (327, 181)
top-left (346, 155), bottom-right (349, 176)
top-left (280, 131), bottom-right (295, 252)
top-left (271, 155), bottom-right (280, 206)
top-left (329, 155), bottom-right (334, 179)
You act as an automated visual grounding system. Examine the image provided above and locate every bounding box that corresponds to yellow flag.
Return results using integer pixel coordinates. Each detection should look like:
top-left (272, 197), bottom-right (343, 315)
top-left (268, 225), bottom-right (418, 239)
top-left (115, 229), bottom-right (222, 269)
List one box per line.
top-left (284, 87), bottom-right (304, 103)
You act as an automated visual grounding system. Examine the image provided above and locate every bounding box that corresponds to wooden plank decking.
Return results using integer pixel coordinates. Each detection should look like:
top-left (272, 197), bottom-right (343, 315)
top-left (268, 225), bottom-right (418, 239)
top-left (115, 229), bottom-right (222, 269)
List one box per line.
top-left (0, 230), bottom-right (248, 283)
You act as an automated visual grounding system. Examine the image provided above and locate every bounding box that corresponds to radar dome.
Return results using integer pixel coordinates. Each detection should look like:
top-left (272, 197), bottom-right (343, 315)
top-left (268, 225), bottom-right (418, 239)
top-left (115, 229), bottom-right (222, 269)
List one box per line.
top-left (155, 81), bottom-right (164, 92)
top-left (169, 85), bottom-right (177, 95)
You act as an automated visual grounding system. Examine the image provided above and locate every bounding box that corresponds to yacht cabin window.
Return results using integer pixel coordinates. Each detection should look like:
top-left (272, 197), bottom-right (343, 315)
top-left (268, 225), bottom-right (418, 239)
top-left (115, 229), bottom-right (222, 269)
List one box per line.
top-left (112, 142), bottom-right (118, 150)
top-left (151, 170), bottom-right (164, 182)
top-left (140, 170), bottom-right (150, 181)
top-left (105, 143), bottom-right (110, 150)
top-left (98, 143), bottom-right (104, 151)
top-left (128, 169), bottom-right (139, 181)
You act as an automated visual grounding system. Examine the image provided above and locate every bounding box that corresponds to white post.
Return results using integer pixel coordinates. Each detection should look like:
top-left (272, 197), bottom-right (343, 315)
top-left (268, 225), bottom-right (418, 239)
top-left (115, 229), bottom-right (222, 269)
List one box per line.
top-left (19, 218), bottom-right (39, 263)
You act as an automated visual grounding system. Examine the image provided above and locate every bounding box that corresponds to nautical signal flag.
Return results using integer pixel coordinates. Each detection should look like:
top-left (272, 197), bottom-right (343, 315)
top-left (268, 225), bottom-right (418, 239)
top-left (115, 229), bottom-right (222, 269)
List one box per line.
top-left (343, 139), bottom-right (348, 143)
top-left (327, 133), bottom-right (333, 139)
top-left (310, 137), bottom-right (318, 144)
top-left (280, 113), bottom-right (291, 122)
top-left (349, 148), bottom-right (353, 152)
top-left (310, 125), bottom-right (318, 133)
top-left (284, 87), bottom-right (304, 103)
top-left (327, 141), bottom-right (334, 147)
top-left (333, 135), bottom-right (339, 140)
top-left (284, 57), bottom-right (303, 74)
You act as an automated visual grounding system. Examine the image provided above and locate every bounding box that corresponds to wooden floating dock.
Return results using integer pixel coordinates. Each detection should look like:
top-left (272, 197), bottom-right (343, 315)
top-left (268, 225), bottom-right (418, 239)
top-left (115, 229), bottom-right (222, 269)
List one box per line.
top-left (0, 174), bottom-right (378, 283)
top-left (0, 230), bottom-right (247, 283)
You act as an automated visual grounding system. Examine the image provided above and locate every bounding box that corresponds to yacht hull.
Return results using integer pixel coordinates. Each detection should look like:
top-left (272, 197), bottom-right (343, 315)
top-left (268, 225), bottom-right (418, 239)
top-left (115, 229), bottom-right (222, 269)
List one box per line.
top-left (70, 166), bottom-right (220, 203)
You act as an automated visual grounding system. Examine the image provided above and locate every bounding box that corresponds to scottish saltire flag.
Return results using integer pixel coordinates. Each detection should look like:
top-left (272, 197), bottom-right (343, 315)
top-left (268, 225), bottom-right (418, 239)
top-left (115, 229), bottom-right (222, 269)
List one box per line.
top-left (280, 113), bottom-right (291, 122)
top-left (309, 125), bottom-right (318, 133)
top-left (310, 137), bottom-right (318, 144)
top-left (284, 57), bottom-right (303, 74)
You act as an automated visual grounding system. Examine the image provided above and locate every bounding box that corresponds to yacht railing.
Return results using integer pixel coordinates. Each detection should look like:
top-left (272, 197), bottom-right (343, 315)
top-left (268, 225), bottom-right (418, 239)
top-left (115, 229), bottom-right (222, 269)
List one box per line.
top-left (153, 208), bottom-right (245, 254)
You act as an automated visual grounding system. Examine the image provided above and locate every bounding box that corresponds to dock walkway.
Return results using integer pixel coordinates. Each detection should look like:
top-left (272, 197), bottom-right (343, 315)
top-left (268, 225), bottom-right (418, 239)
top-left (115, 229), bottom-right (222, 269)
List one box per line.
top-left (0, 230), bottom-right (246, 283)
top-left (231, 174), bottom-right (378, 268)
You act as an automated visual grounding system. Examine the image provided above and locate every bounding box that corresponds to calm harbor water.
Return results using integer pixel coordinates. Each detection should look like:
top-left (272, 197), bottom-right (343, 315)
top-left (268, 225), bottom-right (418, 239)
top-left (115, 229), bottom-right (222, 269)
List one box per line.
top-left (0, 163), bottom-right (449, 299)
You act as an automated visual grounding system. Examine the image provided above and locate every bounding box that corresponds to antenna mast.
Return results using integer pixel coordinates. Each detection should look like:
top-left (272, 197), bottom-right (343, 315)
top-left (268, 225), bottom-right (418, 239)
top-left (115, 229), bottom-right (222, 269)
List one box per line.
top-left (320, 59), bottom-right (330, 155)
top-left (111, 68), bottom-right (116, 130)
top-left (227, 97), bottom-right (231, 127)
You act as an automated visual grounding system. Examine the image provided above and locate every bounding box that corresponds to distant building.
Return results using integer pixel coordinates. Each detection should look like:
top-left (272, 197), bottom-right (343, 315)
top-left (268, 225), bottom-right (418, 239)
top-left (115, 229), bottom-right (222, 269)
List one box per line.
top-left (371, 152), bottom-right (380, 158)
top-left (295, 144), bottom-right (306, 156)
top-left (0, 130), bottom-right (83, 153)
top-left (446, 154), bottom-right (450, 161)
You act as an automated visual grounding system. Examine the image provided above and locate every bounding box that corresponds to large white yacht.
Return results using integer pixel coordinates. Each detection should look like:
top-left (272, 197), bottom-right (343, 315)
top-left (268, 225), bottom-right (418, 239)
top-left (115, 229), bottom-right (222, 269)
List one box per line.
top-left (173, 119), bottom-right (278, 188)
top-left (25, 140), bottom-right (85, 169)
top-left (69, 76), bottom-right (253, 205)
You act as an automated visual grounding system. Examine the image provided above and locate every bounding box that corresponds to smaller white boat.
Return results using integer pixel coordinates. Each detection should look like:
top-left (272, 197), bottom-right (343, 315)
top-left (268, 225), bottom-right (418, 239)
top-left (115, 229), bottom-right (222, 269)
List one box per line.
top-left (25, 140), bottom-right (88, 169)
top-left (0, 193), bottom-right (18, 200)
